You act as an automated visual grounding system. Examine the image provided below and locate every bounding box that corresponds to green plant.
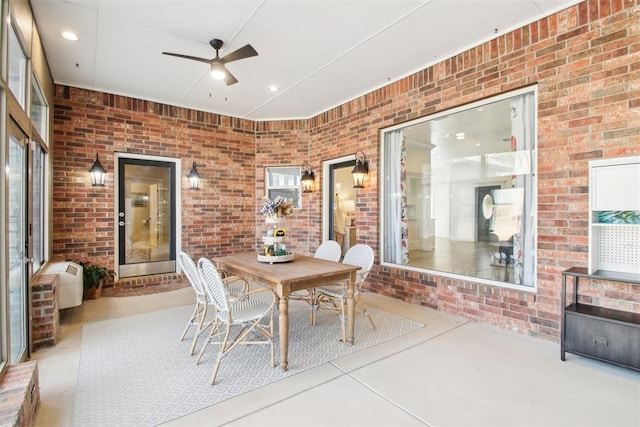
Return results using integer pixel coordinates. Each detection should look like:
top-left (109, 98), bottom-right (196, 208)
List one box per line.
top-left (78, 261), bottom-right (115, 291)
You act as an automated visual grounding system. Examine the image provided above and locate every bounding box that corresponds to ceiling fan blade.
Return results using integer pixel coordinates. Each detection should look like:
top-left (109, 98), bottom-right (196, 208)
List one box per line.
top-left (223, 68), bottom-right (239, 86)
top-left (220, 44), bottom-right (258, 64)
top-left (162, 52), bottom-right (212, 65)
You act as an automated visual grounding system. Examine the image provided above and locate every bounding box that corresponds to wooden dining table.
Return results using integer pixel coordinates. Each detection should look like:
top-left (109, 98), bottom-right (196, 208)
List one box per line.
top-left (213, 253), bottom-right (360, 371)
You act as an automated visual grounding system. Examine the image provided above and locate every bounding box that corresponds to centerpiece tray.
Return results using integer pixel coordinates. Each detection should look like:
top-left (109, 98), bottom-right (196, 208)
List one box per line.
top-left (257, 253), bottom-right (295, 264)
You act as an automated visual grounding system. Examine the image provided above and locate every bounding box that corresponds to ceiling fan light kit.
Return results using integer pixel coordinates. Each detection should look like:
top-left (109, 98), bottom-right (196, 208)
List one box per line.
top-left (163, 38), bottom-right (258, 86)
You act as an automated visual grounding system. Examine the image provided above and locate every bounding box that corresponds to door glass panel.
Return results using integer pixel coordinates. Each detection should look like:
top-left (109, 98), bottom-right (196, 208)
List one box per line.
top-left (328, 160), bottom-right (356, 256)
top-left (32, 144), bottom-right (45, 271)
top-left (118, 158), bottom-right (176, 278)
top-left (8, 130), bottom-right (26, 364)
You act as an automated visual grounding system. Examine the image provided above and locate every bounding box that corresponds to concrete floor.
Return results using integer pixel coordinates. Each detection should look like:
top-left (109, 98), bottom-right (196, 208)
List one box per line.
top-left (33, 288), bottom-right (640, 427)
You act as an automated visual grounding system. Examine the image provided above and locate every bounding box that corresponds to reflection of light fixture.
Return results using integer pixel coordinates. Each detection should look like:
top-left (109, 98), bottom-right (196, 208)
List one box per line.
top-left (301, 161), bottom-right (315, 193)
top-left (187, 162), bottom-right (201, 190)
top-left (351, 150), bottom-right (369, 188)
top-left (89, 153), bottom-right (106, 187)
top-left (342, 199), bottom-right (356, 214)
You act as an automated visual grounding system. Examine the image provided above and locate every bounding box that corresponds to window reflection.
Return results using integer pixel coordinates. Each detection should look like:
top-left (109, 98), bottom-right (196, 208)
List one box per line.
top-left (382, 89), bottom-right (536, 287)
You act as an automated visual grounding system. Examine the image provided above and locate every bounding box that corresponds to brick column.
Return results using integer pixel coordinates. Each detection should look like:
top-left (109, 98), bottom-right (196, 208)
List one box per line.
top-left (31, 274), bottom-right (59, 350)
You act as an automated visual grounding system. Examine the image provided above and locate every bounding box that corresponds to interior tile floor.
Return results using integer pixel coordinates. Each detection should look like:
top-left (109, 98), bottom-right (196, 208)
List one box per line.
top-left (33, 288), bottom-right (639, 427)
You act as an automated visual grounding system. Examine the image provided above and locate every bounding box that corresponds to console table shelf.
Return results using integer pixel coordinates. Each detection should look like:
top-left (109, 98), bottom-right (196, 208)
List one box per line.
top-left (561, 267), bottom-right (640, 371)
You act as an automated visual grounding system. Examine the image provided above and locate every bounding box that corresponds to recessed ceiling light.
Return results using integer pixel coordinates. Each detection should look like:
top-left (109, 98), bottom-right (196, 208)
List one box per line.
top-left (60, 31), bottom-right (78, 41)
top-left (269, 85), bottom-right (278, 92)
top-left (456, 132), bottom-right (465, 140)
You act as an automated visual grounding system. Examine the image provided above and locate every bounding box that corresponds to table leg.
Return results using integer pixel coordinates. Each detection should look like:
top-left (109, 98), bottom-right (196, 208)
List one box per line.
top-left (346, 272), bottom-right (356, 345)
top-left (278, 295), bottom-right (289, 371)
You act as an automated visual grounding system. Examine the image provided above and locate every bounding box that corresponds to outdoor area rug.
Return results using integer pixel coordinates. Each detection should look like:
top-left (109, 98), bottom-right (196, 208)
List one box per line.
top-left (72, 298), bottom-right (423, 426)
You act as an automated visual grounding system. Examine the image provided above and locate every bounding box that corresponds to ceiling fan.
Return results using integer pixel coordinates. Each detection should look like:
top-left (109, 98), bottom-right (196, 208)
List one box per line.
top-left (162, 38), bottom-right (258, 85)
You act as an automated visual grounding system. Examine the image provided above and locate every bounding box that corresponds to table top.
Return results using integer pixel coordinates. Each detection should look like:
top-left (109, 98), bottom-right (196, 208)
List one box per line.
top-left (214, 253), bottom-right (360, 286)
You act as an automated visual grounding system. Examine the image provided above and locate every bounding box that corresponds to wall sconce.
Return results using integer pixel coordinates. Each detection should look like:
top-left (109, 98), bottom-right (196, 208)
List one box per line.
top-left (187, 162), bottom-right (201, 190)
top-left (351, 150), bottom-right (369, 188)
top-left (301, 161), bottom-right (315, 193)
top-left (89, 153), bottom-right (106, 187)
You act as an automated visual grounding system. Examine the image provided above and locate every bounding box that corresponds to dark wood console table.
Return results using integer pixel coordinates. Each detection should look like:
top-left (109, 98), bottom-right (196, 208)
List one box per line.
top-left (561, 267), bottom-right (640, 371)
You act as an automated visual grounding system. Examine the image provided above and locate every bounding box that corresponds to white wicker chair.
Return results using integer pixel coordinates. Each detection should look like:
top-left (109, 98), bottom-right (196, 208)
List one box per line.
top-left (290, 240), bottom-right (343, 319)
top-left (178, 251), bottom-right (249, 356)
top-left (312, 244), bottom-right (376, 341)
top-left (196, 257), bottom-right (276, 385)
top-left (314, 240), bottom-right (342, 262)
top-left (177, 252), bottom-right (209, 355)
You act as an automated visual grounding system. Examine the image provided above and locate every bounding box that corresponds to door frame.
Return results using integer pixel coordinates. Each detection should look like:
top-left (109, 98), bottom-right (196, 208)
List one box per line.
top-left (322, 154), bottom-right (355, 242)
top-left (114, 153), bottom-right (181, 277)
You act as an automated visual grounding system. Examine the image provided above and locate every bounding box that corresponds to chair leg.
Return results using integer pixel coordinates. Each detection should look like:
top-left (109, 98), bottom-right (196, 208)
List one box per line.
top-left (189, 304), bottom-right (208, 355)
top-left (210, 324), bottom-right (232, 385)
top-left (310, 289), bottom-right (318, 326)
top-left (180, 303), bottom-right (200, 341)
top-left (357, 296), bottom-right (376, 330)
top-left (196, 317), bottom-right (220, 364)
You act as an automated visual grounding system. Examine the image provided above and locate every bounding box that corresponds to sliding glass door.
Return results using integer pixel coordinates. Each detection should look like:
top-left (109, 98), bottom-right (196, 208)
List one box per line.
top-left (7, 119), bottom-right (29, 364)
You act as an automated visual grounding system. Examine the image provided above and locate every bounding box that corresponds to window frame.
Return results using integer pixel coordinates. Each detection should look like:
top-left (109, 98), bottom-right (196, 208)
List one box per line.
top-left (379, 87), bottom-right (538, 291)
top-left (265, 166), bottom-right (302, 210)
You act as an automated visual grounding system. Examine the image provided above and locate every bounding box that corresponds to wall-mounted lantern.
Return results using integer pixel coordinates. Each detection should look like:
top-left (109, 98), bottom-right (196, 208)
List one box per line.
top-left (351, 150), bottom-right (369, 189)
top-left (89, 153), bottom-right (106, 187)
top-left (187, 162), bottom-right (201, 190)
top-left (301, 161), bottom-right (315, 193)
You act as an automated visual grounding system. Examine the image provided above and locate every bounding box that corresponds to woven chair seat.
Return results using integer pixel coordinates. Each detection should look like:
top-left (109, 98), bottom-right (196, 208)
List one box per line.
top-left (315, 284), bottom-right (351, 299)
top-left (217, 294), bottom-right (275, 324)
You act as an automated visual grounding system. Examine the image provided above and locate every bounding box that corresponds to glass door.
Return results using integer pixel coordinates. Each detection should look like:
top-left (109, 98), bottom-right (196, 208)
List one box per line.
top-left (7, 119), bottom-right (28, 364)
top-left (117, 156), bottom-right (177, 278)
top-left (325, 159), bottom-right (356, 255)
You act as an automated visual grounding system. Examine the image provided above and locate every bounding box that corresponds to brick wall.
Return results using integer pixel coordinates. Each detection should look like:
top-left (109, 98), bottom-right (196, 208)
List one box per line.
top-left (52, 0), bottom-right (640, 338)
top-left (305, 0), bottom-right (640, 340)
top-left (53, 87), bottom-right (268, 289)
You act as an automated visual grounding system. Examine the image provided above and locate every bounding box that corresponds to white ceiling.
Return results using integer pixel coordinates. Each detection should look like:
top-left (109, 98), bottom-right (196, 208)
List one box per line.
top-left (30, 0), bottom-right (580, 121)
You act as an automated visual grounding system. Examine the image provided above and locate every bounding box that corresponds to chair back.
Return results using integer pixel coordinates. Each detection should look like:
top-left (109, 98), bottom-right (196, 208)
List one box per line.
top-left (314, 240), bottom-right (342, 262)
top-left (178, 252), bottom-right (205, 298)
top-left (197, 257), bottom-right (231, 313)
top-left (343, 244), bottom-right (374, 285)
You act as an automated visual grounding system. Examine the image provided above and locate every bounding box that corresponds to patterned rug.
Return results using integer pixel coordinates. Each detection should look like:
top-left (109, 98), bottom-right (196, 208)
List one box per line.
top-left (72, 299), bottom-right (423, 426)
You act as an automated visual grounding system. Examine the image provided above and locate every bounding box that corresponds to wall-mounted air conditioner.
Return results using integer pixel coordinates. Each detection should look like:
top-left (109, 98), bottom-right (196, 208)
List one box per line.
top-left (44, 261), bottom-right (83, 309)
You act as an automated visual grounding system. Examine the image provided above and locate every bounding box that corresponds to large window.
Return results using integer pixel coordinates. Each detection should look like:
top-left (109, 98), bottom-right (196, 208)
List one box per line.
top-left (31, 78), bottom-right (48, 141)
top-left (8, 22), bottom-right (27, 109)
top-left (381, 88), bottom-right (537, 288)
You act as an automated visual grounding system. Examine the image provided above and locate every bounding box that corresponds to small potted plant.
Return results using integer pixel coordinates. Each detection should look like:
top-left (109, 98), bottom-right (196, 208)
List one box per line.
top-left (78, 261), bottom-right (115, 299)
